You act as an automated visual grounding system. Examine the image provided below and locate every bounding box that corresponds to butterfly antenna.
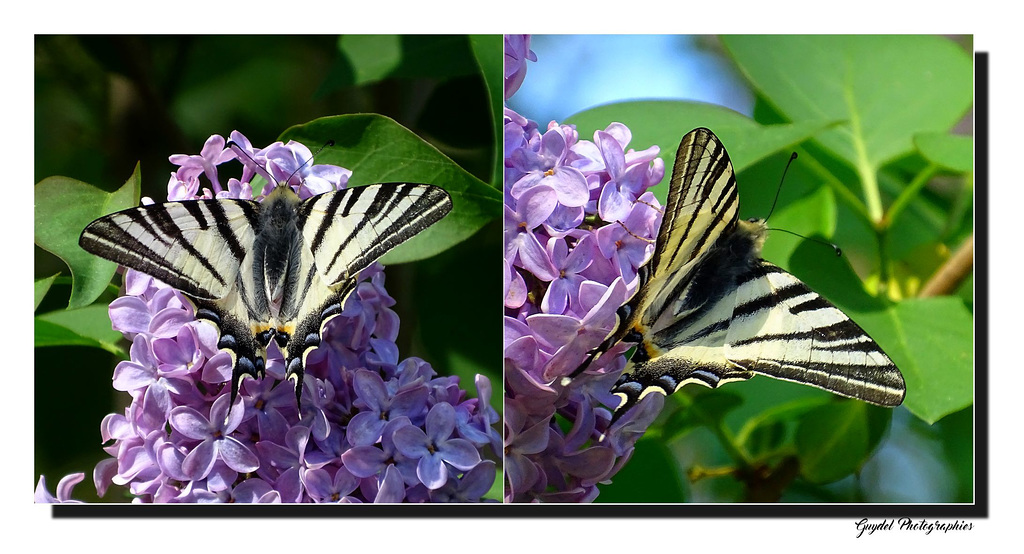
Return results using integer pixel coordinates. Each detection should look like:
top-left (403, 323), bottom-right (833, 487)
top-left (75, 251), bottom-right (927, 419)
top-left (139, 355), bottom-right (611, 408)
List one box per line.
top-left (616, 220), bottom-right (657, 244)
top-left (763, 152), bottom-right (799, 223)
top-left (226, 140), bottom-right (277, 186)
top-left (284, 139), bottom-right (335, 185)
top-left (227, 139), bottom-right (335, 189)
top-left (766, 227), bottom-right (842, 256)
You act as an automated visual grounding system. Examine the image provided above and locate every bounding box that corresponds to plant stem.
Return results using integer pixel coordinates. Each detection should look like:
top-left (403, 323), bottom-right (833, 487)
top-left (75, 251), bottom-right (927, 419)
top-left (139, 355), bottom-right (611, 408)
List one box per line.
top-left (884, 163), bottom-right (940, 231)
top-left (710, 419), bottom-right (752, 472)
top-left (919, 233), bottom-right (974, 297)
top-left (842, 72), bottom-right (883, 223)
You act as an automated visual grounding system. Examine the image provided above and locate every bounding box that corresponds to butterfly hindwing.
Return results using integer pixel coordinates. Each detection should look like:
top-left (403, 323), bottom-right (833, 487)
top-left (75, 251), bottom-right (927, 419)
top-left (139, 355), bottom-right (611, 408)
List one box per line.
top-left (724, 261), bottom-right (905, 407)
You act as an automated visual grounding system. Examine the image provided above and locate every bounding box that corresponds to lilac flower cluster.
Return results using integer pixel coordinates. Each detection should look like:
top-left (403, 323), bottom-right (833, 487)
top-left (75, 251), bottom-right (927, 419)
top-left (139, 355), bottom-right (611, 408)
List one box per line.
top-left (503, 39), bottom-right (668, 502)
top-left (37, 132), bottom-right (499, 503)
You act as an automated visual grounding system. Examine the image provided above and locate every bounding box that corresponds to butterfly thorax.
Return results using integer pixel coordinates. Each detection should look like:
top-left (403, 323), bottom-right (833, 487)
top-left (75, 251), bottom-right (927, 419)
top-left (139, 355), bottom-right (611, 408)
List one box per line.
top-left (252, 185), bottom-right (305, 328)
top-left (736, 217), bottom-right (768, 256)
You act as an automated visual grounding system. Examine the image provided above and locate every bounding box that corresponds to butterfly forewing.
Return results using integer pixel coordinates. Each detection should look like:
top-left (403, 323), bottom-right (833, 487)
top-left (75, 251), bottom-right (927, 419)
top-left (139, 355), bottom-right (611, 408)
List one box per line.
top-left (300, 183), bottom-right (453, 287)
top-left (569, 128), bottom-right (741, 379)
top-left (649, 127), bottom-right (738, 279)
top-left (80, 199), bottom-right (259, 300)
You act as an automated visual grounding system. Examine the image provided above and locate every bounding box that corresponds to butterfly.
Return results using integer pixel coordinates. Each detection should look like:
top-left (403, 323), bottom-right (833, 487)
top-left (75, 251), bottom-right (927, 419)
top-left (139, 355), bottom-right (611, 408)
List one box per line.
top-left (80, 142), bottom-right (452, 411)
top-left (571, 127), bottom-right (906, 422)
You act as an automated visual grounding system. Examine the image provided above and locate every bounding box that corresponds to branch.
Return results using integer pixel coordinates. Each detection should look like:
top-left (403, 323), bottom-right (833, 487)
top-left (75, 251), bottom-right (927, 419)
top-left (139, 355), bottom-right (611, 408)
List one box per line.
top-left (919, 233), bottom-right (974, 297)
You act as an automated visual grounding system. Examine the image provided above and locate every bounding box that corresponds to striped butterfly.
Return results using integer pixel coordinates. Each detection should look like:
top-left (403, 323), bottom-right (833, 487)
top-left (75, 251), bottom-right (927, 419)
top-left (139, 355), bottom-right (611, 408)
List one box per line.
top-left (80, 142), bottom-right (452, 411)
top-left (571, 127), bottom-right (905, 421)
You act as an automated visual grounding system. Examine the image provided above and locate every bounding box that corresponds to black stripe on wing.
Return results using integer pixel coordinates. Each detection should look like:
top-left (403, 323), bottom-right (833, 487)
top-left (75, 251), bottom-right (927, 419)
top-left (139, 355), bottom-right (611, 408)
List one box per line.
top-left (80, 216), bottom-right (217, 297)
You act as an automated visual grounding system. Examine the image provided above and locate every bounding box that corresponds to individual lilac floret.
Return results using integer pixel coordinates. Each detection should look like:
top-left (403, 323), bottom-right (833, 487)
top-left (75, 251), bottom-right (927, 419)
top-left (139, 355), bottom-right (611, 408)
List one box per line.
top-left (346, 369), bottom-right (428, 447)
top-left (393, 402), bottom-right (482, 490)
top-left (503, 36), bottom-right (666, 503)
top-left (35, 473), bottom-right (85, 503)
top-left (170, 393), bottom-right (260, 482)
top-left (39, 130), bottom-right (498, 503)
top-left (509, 125), bottom-right (590, 209)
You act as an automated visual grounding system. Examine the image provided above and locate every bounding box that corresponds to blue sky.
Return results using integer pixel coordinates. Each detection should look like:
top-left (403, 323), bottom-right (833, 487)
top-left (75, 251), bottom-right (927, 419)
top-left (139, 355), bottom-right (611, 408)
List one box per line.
top-left (506, 35), bottom-right (754, 125)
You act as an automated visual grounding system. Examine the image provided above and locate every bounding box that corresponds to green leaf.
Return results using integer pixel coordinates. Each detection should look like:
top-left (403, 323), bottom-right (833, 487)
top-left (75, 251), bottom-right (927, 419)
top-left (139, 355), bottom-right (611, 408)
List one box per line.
top-left (795, 400), bottom-right (890, 484)
top-left (596, 436), bottom-right (687, 502)
top-left (337, 35), bottom-right (481, 87)
top-left (743, 420), bottom-right (787, 460)
top-left (280, 114), bottom-right (501, 264)
top-left (735, 396), bottom-right (830, 457)
top-left (914, 132), bottom-right (973, 173)
top-left (35, 304), bottom-right (125, 356)
top-left (566, 100), bottom-right (837, 204)
top-left (723, 35), bottom-right (973, 169)
top-left (869, 298), bottom-right (974, 424)
top-left (688, 390), bottom-right (745, 425)
top-left (662, 389), bottom-right (744, 441)
top-left (35, 319), bottom-right (100, 349)
top-left (469, 34), bottom-right (503, 187)
top-left (337, 35), bottom-right (403, 85)
top-left (34, 165), bottom-right (141, 309)
top-left (34, 273), bottom-right (60, 311)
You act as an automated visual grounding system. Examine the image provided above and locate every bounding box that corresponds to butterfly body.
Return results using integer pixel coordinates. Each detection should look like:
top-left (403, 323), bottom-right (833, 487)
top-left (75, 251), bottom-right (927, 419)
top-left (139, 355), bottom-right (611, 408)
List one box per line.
top-left (572, 128), bottom-right (905, 422)
top-left (81, 179), bottom-right (452, 410)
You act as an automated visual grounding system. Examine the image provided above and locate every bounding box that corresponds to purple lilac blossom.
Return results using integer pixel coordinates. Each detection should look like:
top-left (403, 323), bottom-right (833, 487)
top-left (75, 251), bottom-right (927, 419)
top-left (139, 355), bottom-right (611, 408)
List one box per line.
top-left (504, 35), bottom-right (537, 100)
top-left (38, 131), bottom-right (499, 503)
top-left (35, 473), bottom-right (86, 504)
top-left (503, 38), bottom-right (667, 502)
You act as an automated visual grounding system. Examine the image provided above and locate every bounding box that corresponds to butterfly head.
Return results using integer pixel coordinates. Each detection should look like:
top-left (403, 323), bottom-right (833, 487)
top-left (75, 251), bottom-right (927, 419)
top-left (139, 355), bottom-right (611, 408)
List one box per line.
top-left (735, 217), bottom-right (769, 258)
top-left (226, 139), bottom-right (335, 197)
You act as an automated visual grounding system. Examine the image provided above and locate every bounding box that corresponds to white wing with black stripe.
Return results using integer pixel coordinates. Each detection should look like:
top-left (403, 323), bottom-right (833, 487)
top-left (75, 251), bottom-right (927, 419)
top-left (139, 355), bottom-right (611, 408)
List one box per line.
top-left (571, 127), bottom-right (905, 422)
top-left (79, 199), bottom-right (258, 300)
top-left (81, 181), bottom-right (452, 411)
